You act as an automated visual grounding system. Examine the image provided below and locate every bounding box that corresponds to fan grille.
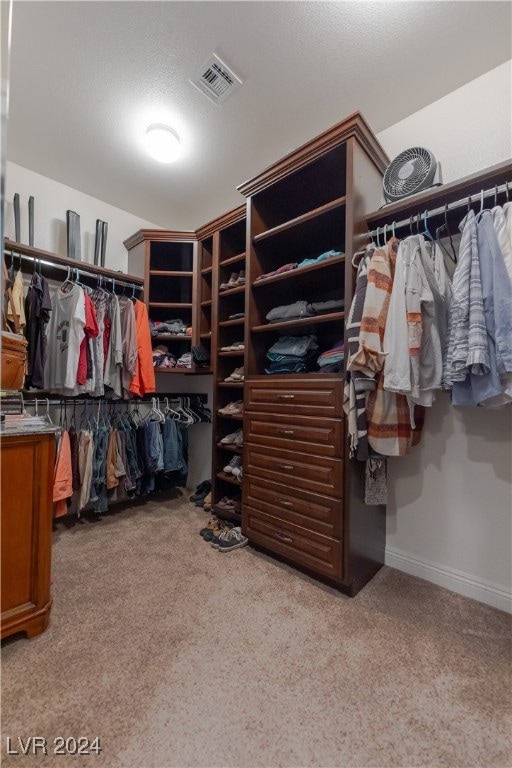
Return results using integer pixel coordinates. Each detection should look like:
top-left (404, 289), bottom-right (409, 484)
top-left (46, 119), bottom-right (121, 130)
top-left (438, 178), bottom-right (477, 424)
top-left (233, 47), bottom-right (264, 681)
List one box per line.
top-left (383, 147), bottom-right (436, 201)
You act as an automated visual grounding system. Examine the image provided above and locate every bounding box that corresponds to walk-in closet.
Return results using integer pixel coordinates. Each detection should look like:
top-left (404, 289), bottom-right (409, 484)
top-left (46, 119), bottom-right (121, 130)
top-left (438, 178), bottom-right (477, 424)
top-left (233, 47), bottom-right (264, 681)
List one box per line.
top-left (1, 2), bottom-right (511, 767)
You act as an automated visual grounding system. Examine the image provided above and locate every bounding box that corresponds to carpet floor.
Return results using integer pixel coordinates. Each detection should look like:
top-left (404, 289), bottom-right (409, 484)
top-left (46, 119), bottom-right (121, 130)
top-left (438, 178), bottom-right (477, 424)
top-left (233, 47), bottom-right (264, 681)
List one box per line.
top-left (1, 491), bottom-right (510, 768)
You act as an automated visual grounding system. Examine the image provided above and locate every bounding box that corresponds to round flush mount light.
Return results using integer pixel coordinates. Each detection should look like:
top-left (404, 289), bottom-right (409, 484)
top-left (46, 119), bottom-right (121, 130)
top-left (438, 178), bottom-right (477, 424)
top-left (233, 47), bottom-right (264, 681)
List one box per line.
top-left (145, 123), bottom-right (181, 163)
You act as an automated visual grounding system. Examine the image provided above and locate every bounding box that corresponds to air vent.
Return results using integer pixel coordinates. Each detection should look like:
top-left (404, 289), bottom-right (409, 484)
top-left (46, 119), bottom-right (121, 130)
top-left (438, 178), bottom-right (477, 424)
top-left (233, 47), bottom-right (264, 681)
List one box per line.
top-left (191, 53), bottom-right (242, 105)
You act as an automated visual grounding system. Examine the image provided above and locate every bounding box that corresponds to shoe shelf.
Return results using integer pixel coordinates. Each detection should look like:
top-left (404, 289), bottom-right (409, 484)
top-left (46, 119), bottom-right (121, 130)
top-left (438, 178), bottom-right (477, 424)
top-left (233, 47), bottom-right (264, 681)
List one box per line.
top-left (149, 270), bottom-right (193, 277)
top-left (216, 471), bottom-right (243, 486)
top-left (218, 381), bottom-right (244, 388)
top-left (218, 285), bottom-right (245, 297)
top-left (201, 266), bottom-right (213, 275)
top-left (149, 302), bottom-right (193, 309)
top-left (219, 251), bottom-right (246, 267)
top-left (219, 317), bottom-right (245, 327)
top-left (216, 443), bottom-right (243, 454)
top-left (217, 412), bottom-right (243, 421)
top-left (201, 299), bottom-right (213, 307)
top-left (153, 334), bottom-right (192, 341)
top-left (212, 505), bottom-right (242, 523)
top-left (251, 254), bottom-right (346, 290)
top-left (218, 350), bottom-right (245, 357)
top-left (252, 196), bottom-right (346, 247)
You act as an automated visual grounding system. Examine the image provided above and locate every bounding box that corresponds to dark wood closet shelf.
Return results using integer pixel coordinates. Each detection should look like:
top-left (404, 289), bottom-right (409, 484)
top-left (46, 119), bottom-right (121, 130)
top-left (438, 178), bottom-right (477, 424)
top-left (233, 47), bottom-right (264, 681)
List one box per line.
top-left (152, 334), bottom-right (192, 342)
top-left (201, 300), bottom-right (213, 307)
top-left (216, 443), bottom-right (243, 454)
top-left (251, 311), bottom-right (344, 333)
top-left (218, 285), bottom-right (245, 297)
top-left (217, 381), bottom-right (244, 388)
top-left (154, 367), bottom-right (195, 374)
top-left (219, 317), bottom-right (245, 327)
top-left (200, 332), bottom-right (212, 339)
top-left (212, 505), bottom-right (242, 523)
top-left (149, 270), bottom-right (193, 277)
top-left (252, 254), bottom-right (346, 289)
top-left (201, 266), bottom-right (213, 275)
top-left (253, 197), bottom-right (346, 244)
top-left (218, 350), bottom-right (245, 357)
top-left (149, 302), bottom-right (193, 309)
top-left (216, 472), bottom-right (243, 487)
top-left (219, 251), bottom-right (246, 267)
top-left (216, 412), bottom-right (243, 421)
top-left (4, 238), bottom-right (145, 285)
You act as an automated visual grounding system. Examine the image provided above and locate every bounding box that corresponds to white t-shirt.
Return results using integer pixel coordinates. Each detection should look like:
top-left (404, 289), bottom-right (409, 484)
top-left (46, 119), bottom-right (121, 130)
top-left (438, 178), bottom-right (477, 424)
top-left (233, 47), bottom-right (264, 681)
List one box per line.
top-left (44, 284), bottom-right (86, 391)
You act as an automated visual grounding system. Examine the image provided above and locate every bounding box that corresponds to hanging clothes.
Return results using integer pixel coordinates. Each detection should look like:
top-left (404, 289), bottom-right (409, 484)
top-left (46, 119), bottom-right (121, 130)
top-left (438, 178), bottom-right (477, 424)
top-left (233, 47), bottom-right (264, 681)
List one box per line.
top-left (6, 268), bottom-right (26, 329)
top-left (24, 272), bottom-right (52, 389)
top-left (129, 299), bottom-right (156, 397)
top-left (44, 282), bottom-right (86, 393)
top-left (121, 299), bottom-right (138, 398)
top-left (104, 293), bottom-right (123, 398)
top-left (53, 429), bottom-right (73, 517)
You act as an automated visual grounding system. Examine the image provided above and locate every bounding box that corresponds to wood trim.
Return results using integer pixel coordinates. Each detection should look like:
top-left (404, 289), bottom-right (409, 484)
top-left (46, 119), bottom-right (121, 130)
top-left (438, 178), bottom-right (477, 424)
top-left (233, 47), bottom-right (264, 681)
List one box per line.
top-left (195, 204), bottom-right (247, 240)
top-left (365, 159), bottom-right (512, 226)
top-left (4, 239), bottom-right (144, 285)
top-left (123, 229), bottom-right (197, 249)
top-left (237, 111), bottom-right (389, 197)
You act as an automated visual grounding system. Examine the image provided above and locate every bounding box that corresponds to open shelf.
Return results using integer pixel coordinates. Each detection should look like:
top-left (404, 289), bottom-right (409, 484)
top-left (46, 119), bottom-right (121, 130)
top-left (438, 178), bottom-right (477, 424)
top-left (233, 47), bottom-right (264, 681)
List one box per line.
top-left (217, 381), bottom-right (244, 388)
top-left (219, 251), bottom-right (246, 267)
top-left (218, 350), bottom-right (245, 357)
top-left (252, 254), bottom-right (345, 289)
top-left (152, 334), bottom-right (192, 342)
top-left (149, 302), bottom-right (193, 309)
top-left (216, 472), bottom-right (243, 487)
top-left (200, 332), bottom-right (212, 339)
top-left (216, 412), bottom-right (243, 421)
top-left (216, 443), bottom-right (243, 454)
top-left (149, 270), bottom-right (193, 277)
top-left (218, 285), bottom-right (245, 297)
top-left (219, 318), bottom-right (245, 327)
top-left (212, 505), bottom-right (242, 523)
top-left (254, 197), bottom-right (346, 244)
top-left (201, 300), bottom-right (212, 307)
top-left (251, 311), bottom-right (344, 334)
top-left (201, 266), bottom-right (213, 275)
top-left (154, 367), bottom-right (194, 374)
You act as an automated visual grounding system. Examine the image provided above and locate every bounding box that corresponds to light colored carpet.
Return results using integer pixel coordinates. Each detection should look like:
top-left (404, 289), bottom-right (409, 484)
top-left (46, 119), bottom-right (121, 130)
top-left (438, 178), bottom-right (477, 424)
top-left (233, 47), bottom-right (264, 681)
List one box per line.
top-left (1, 491), bottom-right (510, 768)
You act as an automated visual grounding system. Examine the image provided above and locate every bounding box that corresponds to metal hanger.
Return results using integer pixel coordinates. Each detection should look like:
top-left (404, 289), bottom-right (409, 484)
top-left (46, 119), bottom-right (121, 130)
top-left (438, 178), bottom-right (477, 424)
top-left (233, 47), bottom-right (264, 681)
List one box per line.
top-left (421, 209), bottom-right (434, 241)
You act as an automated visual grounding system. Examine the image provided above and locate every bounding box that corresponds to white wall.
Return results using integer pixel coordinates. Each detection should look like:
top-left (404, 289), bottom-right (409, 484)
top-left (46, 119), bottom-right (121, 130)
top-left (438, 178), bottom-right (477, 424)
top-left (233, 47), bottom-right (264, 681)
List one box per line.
top-left (4, 161), bottom-right (160, 271)
top-left (377, 61), bottom-right (512, 612)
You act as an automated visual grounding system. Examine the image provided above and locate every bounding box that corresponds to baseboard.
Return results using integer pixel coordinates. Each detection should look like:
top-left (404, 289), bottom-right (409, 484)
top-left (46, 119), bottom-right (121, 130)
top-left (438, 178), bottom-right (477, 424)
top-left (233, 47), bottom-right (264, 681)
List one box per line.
top-left (385, 546), bottom-right (511, 613)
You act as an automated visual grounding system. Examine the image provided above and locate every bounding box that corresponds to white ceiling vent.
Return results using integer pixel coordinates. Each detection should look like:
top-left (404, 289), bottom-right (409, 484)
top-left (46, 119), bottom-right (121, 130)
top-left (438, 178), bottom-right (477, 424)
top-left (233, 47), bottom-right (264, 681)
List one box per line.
top-left (191, 53), bottom-right (242, 105)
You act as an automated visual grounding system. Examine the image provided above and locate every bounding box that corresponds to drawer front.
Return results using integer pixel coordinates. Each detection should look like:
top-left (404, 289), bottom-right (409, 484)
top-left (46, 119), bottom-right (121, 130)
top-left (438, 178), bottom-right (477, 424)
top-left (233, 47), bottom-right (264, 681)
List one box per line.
top-left (245, 379), bottom-right (343, 417)
top-left (245, 476), bottom-right (341, 537)
top-left (245, 444), bottom-right (342, 497)
top-left (244, 507), bottom-right (342, 581)
top-left (245, 413), bottom-right (343, 458)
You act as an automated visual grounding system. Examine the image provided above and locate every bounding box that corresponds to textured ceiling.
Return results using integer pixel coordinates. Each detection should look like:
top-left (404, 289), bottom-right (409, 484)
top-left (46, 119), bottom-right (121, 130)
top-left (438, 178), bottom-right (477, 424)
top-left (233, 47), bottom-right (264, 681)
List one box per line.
top-left (7, 1), bottom-right (512, 230)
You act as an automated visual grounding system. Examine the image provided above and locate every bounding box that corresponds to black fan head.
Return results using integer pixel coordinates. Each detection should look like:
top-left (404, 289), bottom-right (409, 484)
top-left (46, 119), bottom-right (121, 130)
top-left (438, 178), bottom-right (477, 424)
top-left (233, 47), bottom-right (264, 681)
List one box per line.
top-left (383, 147), bottom-right (437, 202)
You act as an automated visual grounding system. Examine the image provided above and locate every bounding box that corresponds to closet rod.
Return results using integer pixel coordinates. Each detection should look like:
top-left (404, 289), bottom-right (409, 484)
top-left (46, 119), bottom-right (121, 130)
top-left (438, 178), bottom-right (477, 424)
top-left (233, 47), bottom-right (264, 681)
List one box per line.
top-left (368, 180), bottom-right (510, 239)
top-left (4, 249), bottom-right (143, 292)
top-left (21, 395), bottom-right (208, 406)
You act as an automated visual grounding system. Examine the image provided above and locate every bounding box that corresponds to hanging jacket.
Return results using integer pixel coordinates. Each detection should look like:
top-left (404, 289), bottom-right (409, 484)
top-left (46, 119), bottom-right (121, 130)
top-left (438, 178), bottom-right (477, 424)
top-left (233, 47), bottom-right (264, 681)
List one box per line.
top-left (130, 300), bottom-right (156, 397)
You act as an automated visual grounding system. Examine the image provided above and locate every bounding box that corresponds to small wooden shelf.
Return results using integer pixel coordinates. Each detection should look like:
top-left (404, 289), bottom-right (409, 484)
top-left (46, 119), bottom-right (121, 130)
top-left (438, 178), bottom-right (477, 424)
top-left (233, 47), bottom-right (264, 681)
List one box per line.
top-left (216, 443), bottom-right (243, 454)
top-left (253, 197), bottom-right (346, 244)
top-left (212, 504), bottom-right (242, 522)
top-left (251, 311), bottom-right (344, 333)
top-left (200, 332), bottom-right (212, 339)
top-left (216, 472), bottom-right (243, 487)
top-left (149, 270), bottom-right (193, 277)
top-left (152, 334), bottom-right (192, 342)
top-left (201, 300), bottom-right (213, 307)
top-left (219, 251), bottom-right (246, 267)
top-left (252, 254), bottom-right (345, 289)
top-left (218, 350), bottom-right (245, 357)
top-left (217, 381), bottom-right (244, 388)
top-left (217, 412), bottom-right (243, 421)
top-left (149, 302), bottom-right (193, 309)
top-left (154, 367), bottom-right (194, 373)
top-left (219, 317), bottom-right (245, 327)
top-left (218, 285), bottom-right (245, 297)
top-left (201, 266), bottom-right (213, 275)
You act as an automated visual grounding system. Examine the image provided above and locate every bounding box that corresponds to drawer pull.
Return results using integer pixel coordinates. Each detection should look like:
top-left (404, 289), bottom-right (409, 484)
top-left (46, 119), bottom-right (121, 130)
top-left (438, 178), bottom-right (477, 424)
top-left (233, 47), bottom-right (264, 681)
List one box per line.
top-left (278, 429), bottom-right (295, 436)
top-left (275, 532), bottom-right (293, 544)
top-left (278, 394), bottom-right (295, 400)
top-left (278, 499), bottom-right (293, 507)
top-left (279, 464), bottom-right (294, 471)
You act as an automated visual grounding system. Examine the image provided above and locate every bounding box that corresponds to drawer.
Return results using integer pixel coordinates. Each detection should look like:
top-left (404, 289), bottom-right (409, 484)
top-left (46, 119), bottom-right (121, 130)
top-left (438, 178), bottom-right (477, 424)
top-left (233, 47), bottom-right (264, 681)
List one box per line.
top-left (245, 476), bottom-right (341, 537)
top-left (245, 444), bottom-right (342, 497)
top-left (245, 413), bottom-right (343, 458)
top-left (245, 378), bottom-right (343, 417)
top-left (244, 507), bottom-right (343, 581)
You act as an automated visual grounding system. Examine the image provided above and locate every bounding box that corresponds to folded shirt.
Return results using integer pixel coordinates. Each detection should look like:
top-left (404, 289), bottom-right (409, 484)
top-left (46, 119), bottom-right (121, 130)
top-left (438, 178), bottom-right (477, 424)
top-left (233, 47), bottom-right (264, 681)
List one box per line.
top-left (267, 334), bottom-right (318, 357)
top-left (256, 263), bottom-right (298, 281)
top-left (266, 300), bottom-right (315, 323)
top-left (318, 362), bottom-right (343, 373)
top-left (150, 319), bottom-right (187, 336)
top-left (296, 250), bottom-right (343, 269)
top-left (310, 298), bottom-right (344, 314)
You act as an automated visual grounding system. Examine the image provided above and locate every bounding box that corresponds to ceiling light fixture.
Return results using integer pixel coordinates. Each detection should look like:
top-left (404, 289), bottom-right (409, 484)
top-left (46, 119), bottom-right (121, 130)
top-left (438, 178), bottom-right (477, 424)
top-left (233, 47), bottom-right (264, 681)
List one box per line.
top-left (145, 123), bottom-right (181, 163)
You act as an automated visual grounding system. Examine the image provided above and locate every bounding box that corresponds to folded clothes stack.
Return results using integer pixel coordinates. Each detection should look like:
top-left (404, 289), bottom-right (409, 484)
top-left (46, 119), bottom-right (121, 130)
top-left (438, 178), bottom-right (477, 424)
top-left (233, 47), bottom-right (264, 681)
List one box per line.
top-left (265, 334), bottom-right (319, 374)
top-left (256, 250), bottom-right (343, 282)
top-left (152, 345), bottom-right (177, 368)
top-left (176, 352), bottom-right (192, 369)
top-left (150, 319), bottom-right (191, 336)
top-left (265, 298), bottom-right (344, 324)
top-left (317, 340), bottom-right (345, 373)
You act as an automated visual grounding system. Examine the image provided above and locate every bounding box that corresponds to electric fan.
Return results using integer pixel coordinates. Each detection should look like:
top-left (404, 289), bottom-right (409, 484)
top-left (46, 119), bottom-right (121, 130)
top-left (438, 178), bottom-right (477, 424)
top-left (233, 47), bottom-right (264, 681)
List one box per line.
top-left (382, 147), bottom-right (442, 204)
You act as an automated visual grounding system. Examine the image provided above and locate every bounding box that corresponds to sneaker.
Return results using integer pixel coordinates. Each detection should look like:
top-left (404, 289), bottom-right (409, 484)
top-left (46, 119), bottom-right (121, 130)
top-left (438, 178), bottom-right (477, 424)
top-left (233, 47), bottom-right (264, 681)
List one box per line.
top-left (203, 520), bottom-right (232, 542)
top-left (236, 270), bottom-right (246, 285)
top-left (233, 430), bottom-right (244, 447)
top-left (189, 480), bottom-right (211, 501)
top-left (203, 492), bottom-right (212, 512)
top-left (218, 400), bottom-right (243, 415)
top-left (217, 528), bottom-right (248, 552)
top-left (210, 523), bottom-right (236, 548)
top-left (232, 465), bottom-right (243, 481)
top-left (223, 455), bottom-right (242, 474)
top-left (220, 341), bottom-right (244, 352)
top-left (220, 428), bottom-right (243, 446)
top-left (220, 273), bottom-right (239, 290)
top-left (224, 366), bottom-right (244, 382)
top-left (199, 518), bottom-right (219, 538)
top-left (215, 495), bottom-right (239, 511)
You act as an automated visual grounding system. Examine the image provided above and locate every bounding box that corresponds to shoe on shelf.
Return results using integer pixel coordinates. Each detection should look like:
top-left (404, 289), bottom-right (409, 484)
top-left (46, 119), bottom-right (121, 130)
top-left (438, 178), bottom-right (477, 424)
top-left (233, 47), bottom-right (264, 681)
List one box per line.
top-left (220, 272), bottom-right (239, 290)
top-left (220, 341), bottom-right (245, 352)
top-left (233, 430), bottom-right (244, 447)
top-left (220, 428), bottom-right (243, 445)
top-left (217, 528), bottom-right (249, 552)
top-left (217, 400), bottom-right (243, 416)
top-left (236, 270), bottom-right (246, 285)
top-left (224, 366), bottom-right (244, 382)
top-left (215, 495), bottom-right (238, 511)
top-left (232, 464), bottom-right (243, 481)
top-left (223, 455), bottom-right (242, 474)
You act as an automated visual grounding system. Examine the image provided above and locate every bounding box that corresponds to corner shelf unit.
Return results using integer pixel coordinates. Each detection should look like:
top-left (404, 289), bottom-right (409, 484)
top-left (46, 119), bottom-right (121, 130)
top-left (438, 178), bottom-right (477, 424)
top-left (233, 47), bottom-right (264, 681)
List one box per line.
top-left (237, 110), bottom-right (389, 596)
top-left (125, 229), bottom-right (202, 375)
top-left (197, 205), bottom-right (247, 522)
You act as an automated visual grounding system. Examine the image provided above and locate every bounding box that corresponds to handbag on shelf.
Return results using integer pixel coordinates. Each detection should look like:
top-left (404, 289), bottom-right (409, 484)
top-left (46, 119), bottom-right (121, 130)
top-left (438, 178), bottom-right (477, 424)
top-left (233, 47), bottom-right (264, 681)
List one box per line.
top-left (191, 344), bottom-right (210, 367)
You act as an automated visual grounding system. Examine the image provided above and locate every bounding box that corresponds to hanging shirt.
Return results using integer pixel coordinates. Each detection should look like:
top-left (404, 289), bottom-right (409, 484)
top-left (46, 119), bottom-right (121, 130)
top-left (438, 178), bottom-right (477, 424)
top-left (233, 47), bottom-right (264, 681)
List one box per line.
top-left (24, 272), bottom-right (52, 389)
top-left (492, 204), bottom-right (512, 283)
top-left (121, 299), bottom-right (138, 398)
top-left (53, 429), bottom-right (73, 517)
top-left (104, 294), bottom-right (123, 398)
top-left (129, 300), bottom-right (156, 397)
top-left (76, 293), bottom-right (99, 386)
top-left (7, 269), bottom-right (26, 329)
top-left (44, 284), bottom-right (86, 392)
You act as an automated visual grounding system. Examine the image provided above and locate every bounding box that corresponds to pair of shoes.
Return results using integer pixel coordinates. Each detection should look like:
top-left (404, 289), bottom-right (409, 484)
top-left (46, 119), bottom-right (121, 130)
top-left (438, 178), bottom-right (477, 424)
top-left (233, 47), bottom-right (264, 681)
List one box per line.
top-left (224, 366), bottom-right (244, 382)
top-left (220, 271), bottom-right (245, 291)
top-left (220, 341), bottom-right (244, 351)
top-left (211, 526), bottom-right (248, 552)
top-left (228, 312), bottom-right (245, 320)
top-left (200, 518), bottom-right (233, 542)
top-left (216, 495), bottom-right (242, 513)
top-left (218, 400), bottom-right (243, 416)
top-left (223, 455), bottom-right (242, 476)
top-left (189, 480), bottom-right (212, 502)
top-left (196, 490), bottom-right (212, 509)
top-left (219, 428), bottom-right (243, 447)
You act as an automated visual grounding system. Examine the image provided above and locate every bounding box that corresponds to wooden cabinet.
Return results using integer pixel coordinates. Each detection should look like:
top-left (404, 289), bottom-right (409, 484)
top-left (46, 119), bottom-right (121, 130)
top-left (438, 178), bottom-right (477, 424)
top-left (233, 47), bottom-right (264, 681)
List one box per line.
top-left (124, 229), bottom-right (201, 375)
top-left (1, 431), bottom-right (54, 639)
top-left (238, 111), bottom-right (389, 596)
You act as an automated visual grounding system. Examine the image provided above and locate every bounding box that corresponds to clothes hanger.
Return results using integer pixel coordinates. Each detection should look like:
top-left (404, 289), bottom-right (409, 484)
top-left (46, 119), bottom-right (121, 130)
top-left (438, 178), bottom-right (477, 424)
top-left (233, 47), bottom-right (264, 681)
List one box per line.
top-left (434, 203), bottom-right (457, 264)
top-left (421, 210), bottom-right (434, 241)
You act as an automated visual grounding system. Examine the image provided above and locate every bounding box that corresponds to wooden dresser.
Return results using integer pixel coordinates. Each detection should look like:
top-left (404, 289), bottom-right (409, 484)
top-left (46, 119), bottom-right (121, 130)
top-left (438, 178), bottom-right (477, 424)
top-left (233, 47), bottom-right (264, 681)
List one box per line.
top-left (1, 430), bottom-right (55, 639)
